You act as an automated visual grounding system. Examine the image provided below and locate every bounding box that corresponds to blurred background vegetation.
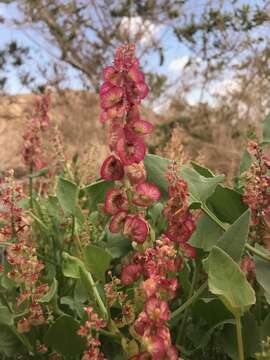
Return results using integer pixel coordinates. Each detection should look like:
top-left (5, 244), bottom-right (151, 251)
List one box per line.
top-left (0, 0), bottom-right (270, 180)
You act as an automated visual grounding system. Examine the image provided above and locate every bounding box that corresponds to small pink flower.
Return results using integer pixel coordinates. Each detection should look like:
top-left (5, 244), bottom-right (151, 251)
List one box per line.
top-left (105, 188), bottom-right (128, 215)
top-left (142, 277), bottom-right (160, 298)
top-left (166, 346), bottom-right (179, 360)
top-left (133, 182), bottom-right (161, 207)
top-left (125, 162), bottom-right (147, 185)
top-left (180, 243), bottom-right (197, 258)
top-left (116, 137), bottom-right (146, 165)
top-left (127, 64), bottom-right (145, 83)
top-left (100, 85), bottom-right (123, 109)
top-left (17, 317), bottom-right (31, 333)
top-left (134, 311), bottom-right (150, 336)
top-left (103, 66), bottom-right (122, 86)
top-left (145, 297), bottom-right (170, 322)
top-left (123, 215), bottom-right (149, 244)
top-left (144, 336), bottom-right (166, 360)
top-left (109, 210), bottom-right (128, 233)
top-left (100, 155), bottom-right (124, 181)
top-left (121, 263), bottom-right (143, 285)
top-left (125, 120), bottom-right (154, 136)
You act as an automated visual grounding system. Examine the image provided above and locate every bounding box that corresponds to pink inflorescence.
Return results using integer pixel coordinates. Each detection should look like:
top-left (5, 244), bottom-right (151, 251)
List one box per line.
top-left (22, 92), bottom-right (51, 171)
top-left (78, 307), bottom-right (107, 360)
top-left (99, 44), bottom-right (196, 359)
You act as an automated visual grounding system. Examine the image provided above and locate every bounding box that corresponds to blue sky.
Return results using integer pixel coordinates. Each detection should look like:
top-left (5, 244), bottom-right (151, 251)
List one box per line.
top-left (0, 0), bottom-right (266, 109)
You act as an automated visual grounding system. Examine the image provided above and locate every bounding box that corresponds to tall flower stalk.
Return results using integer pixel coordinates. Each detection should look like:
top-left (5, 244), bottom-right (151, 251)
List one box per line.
top-left (99, 44), bottom-right (196, 359)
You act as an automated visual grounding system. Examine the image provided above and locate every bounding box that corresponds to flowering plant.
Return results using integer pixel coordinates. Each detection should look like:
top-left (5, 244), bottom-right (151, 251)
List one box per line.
top-left (0, 44), bottom-right (269, 360)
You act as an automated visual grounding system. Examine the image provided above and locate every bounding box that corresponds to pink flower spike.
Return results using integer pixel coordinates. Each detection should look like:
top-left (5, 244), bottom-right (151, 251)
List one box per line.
top-left (116, 137), bottom-right (146, 165)
top-left (109, 210), bottom-right (128, 233)
top-left (103, 66), bottom-right (122, 86)
top-left (100, 86), bottom-right (124, 110)
top-left (133, 182), bottom-right (161, 207)
top-left (145, 296), bottom-right (170, 322)
top-left (100, 155), bottom-right (124, 181)
top-left (123, 215), bottom-right (149, 244)
top-left (121, 263), bottom-right (143, 285)
top-left (105, 188), bottom-right (128, 215)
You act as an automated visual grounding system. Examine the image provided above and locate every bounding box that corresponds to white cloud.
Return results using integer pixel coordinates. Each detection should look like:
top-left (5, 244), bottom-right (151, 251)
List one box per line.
top-left (120, 16), bottom-right (162, 45)
top-left (169, 56), bottom-right (189, 72)
top-left (210, 78), bottom-right (240, 96)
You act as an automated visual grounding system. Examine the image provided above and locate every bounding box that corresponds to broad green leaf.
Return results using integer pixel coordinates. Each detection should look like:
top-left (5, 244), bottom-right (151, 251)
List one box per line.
top-left (144, 154), bottom-right (170, 197)
top-left (262, 313), bottom-right (270, 340)
top-left (193, 297), bottom-right (232, 326)
top-left (180, 165), bottom-right (225, 204)
top-left (263, 112), bottom-right (270, 142)
top-left (208, 247), bottom-right (256, 317)
top-left (106, 232), bottom-right (132, 259)
top-left (81, 180), bottom-right (114, 210)
top-left (39, 278), bottom-right (58, 303)
top-left (0, 305), bottom-right (14, 326)
top-left (254, 245), bottom-right (270, 304)
top-left (83, 245), bottom-right (112, 283)
top-left (44, 316), bottom-right (85, 356)
top-left (62, 252), bottom-right (83, 279)
top-left (56, 177), bottom-right (78, 215)
top-left (0, 325), bottom-right (21, 357)
top-left (216, 210), bottom-right (250, 262)
top-left (188, 213), bottom-right (224, 251)
top-left (207, 185), bottom-right (248, 224)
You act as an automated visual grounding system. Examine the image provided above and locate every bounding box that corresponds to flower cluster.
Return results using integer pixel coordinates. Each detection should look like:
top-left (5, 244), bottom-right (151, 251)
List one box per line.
top-left (100, 44), bottom-right (160, 245)
top-left (163, 162), bottom-right (196, 258)
top-left (22, 92), bottom-right (51, 171)
top-left (6, 240), bottom-right (49, 332)
top-left (0, 170), bottom-right (26, 240)
top-left (243, 140), bottom-right (270, 249)
top-left (78, 307), bottom-right (107, 360)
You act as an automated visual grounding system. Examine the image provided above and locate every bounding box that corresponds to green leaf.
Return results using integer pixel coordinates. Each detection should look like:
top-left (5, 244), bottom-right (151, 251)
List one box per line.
top-left (180, 165), bottom-right (225, 205)
top-left (62, 252), bottom-right (83, 279)
top-left (83, 245), bottom-right (112, 283)
top-left (81, 180), bottom-right (114, 210)
top-left (0, 305), bottom-right (14, 326)
top-left (106, 232), bottom-right (132, 259)
top-left (44, 315), bottom-right (85, 356)
top-left (0, 325), bottom-right (20, 357)
top-left (188, 213), bottom-right (224, 251)
top-left (38, 278), bottom-right (58, 303)
top-left (263, 112), bottom-right (270, 142)
top-left (56, 177), bottom-right (78, 215)
top-left (216, 210), bottom-right (250, 262)
top-left (193, 297), bottom-right (232, 326)
top-left (144, 154), bottom-right (170, 197)
top-left (254, 245), bottom-right (270, 304)
top-left (207, 186), bottom-right (248, 224)
top-left (208, 247), bottom-right (256, 317)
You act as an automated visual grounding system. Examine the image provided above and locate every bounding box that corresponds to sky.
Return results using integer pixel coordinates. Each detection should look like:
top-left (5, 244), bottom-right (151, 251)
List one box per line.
top-left (0, 0), bottom-right (266, 110)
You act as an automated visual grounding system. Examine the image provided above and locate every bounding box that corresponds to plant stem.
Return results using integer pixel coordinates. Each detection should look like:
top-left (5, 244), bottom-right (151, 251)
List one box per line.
top-left (29, 164), bottom-right (34, 209)
top-left (202, 204), bottom-right (270, 263)
top-left (176, 262), bottom-right (197, 344)
top-left (235, 316), bottom-right (245, 360)
top-left (11, 326), bottom-right (33, 354)
top-left (245, 243), bottom-right (270, 262)
top-left (170, 281), bottom-right (208, 320)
